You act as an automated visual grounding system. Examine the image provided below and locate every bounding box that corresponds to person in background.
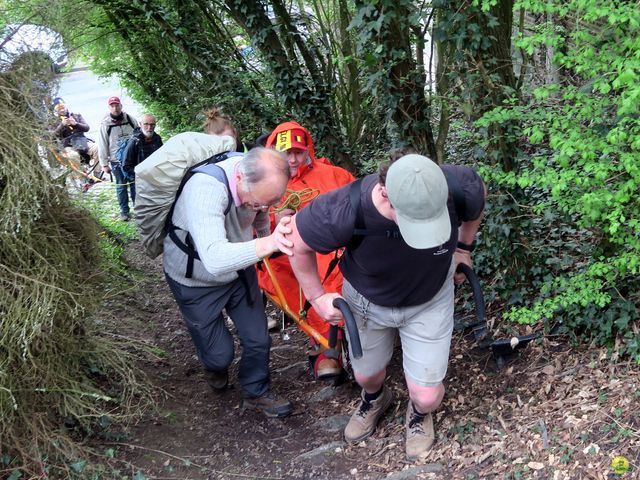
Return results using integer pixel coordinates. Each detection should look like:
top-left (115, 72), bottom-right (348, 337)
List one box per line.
top-left (51, 97), bottom-right (96, 164)
top-left (122, 114), bottom-right (163, 178)
top-left (257, 121), bottom-right (355, 380)
top-left (98, 96), bottom-right (138, 221)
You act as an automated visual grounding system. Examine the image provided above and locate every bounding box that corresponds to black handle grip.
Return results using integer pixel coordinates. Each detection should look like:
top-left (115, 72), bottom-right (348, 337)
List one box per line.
top-left (332, 298), bottom-right (363, 359)
top-left (325, 325), bottom-right (340, 360)
top-left (455, 264), bottom-right (488, 342)
top-left (328, 324), bottom-right (339, 348)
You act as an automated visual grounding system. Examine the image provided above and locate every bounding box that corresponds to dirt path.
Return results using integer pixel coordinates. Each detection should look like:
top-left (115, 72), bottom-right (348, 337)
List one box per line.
top-left (100, 240), bottom-right (639, 480)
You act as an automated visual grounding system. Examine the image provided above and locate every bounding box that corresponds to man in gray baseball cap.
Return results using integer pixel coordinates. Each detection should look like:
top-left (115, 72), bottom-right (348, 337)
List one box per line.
top-left (284, 151), bottom-right (486, 460)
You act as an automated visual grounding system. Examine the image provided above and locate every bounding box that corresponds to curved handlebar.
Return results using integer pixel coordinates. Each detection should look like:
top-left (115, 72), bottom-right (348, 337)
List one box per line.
top-left (455, 264), bottom-right (486, 323)
top-left (455, 263), bottom-right (488, 343)
top-left (331, 298), bottom-right (363, 359)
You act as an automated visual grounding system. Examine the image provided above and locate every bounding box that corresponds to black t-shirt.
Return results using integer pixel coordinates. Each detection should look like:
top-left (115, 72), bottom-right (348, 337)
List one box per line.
top-left (296, 165), bottom-right (485, 307)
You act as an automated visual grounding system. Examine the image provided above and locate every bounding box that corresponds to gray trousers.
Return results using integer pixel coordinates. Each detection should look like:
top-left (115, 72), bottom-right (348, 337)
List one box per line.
top-left (165, 267), bottom-right (270, 398)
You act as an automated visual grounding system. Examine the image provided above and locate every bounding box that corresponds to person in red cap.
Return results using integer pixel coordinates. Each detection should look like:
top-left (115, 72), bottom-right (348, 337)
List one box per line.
top-left (257, 121), bottom-right (354, 380)
top-left (98, 96), bottom-right (139, 221)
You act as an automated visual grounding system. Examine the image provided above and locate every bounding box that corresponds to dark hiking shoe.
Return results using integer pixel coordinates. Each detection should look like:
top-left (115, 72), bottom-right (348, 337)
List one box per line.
top-left (205, 369), bottom-right (229, 392)
top-left (119, 212), bottom-right (130, 221)
top-left (344, 386), bottom-right (393, 443)
top-left (242, 391), bottom-right (293, 418)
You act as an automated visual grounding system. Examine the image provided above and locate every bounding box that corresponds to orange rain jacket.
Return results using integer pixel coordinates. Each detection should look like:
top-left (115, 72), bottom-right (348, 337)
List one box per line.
top-left (257, 121), bottom-right (355, 340)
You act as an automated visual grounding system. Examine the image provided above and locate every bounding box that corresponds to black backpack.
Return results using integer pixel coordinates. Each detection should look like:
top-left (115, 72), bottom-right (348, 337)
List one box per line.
top-left (347, 169), bottom-right (466, 250)
top-left (165, 152), bottom-right (234, 279)
top-left (302, 170), bottom-right (467, 314)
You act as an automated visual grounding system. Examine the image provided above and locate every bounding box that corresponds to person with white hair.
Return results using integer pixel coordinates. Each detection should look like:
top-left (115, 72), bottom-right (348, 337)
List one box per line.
top-left (163, 141), bottom-right (295, 419)
top-left (122, 113), bottom-right (163, 178)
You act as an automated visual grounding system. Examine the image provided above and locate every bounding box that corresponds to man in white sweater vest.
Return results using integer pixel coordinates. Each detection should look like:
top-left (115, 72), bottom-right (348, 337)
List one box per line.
top-left (164, 147), bottom-right (295, 418)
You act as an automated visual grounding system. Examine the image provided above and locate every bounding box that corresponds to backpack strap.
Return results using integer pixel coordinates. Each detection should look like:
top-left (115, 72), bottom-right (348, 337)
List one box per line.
top-left (107, 113), bottom-right (136, 138)
top-left (350, 178), bottom-right (366, 243)
top-left (165, 153), bottom-right (233, 276)
top-left (443, 169), bottom-right (466, 222)
top-left (348, 177), bottom-right (401, 250)
top-left (346, 178), bottom-right (371, 250)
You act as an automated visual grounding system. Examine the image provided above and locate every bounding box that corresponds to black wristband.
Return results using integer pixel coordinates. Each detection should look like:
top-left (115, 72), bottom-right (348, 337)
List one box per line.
top-left (457, 241), bottom-right (475, 252)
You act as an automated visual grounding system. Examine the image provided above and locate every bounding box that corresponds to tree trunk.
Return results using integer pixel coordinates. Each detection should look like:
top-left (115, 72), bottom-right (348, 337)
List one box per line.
top-left (474, 0), bottom-right (518, 171)
top-left (355, 0), bottom-right (436, 158)
top-left (224, 0), bottom-right (349, 168)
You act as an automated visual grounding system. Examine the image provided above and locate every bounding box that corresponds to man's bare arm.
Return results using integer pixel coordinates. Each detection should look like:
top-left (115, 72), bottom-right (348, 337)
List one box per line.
top-left (288, 215), bottom-right (343, 324)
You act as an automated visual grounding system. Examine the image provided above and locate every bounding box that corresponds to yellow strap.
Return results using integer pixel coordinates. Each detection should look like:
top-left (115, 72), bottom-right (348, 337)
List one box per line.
top-left (298, 286), bottom-right (306, 320)
top-left (47, 144), bottom-right (103, 183)
top-left (273, 187), bottom-right (320, 213)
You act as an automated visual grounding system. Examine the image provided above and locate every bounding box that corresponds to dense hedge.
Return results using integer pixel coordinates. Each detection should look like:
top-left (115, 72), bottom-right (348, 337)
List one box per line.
top-left (0, 58), bottom-right (148, 477)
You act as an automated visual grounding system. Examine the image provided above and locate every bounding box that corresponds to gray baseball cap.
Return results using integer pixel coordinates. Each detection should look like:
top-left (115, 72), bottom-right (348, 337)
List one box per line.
top-left (385, 154), bottom-right (451, 249)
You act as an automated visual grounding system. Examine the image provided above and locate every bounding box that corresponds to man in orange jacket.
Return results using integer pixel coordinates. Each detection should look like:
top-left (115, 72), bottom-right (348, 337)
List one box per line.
top-left (257, 121), bottom-right (354, 379)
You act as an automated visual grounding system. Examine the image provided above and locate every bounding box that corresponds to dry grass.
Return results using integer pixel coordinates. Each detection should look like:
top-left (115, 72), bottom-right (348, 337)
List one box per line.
top-left (0, 60), bottom-right (150, 478)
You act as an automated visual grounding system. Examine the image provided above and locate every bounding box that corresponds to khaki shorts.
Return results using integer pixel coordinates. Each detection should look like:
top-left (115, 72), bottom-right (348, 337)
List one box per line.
top-left (342, 265), bottom-right (454, 387)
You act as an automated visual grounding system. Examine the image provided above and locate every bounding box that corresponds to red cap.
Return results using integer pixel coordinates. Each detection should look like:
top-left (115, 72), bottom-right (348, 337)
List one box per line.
top-left (108, 96), bottom-right (121, 105)
top-left (274, 128), bottom-right (307, 151)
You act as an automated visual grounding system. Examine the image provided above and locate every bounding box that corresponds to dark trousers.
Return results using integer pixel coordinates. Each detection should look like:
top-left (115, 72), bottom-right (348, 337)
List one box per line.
top-left (111, 162), bottom-right (135, 215)
top-left (164, 268), bottom-right (270, 398)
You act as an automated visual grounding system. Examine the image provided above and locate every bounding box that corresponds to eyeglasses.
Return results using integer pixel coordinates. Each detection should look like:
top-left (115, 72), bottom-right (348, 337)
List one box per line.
top-left (248, 203), bottom-right (270, 212)
top-left (143, 123), bottom-right (156, 126)
top-left (243, 181), bottom-right (272, 212)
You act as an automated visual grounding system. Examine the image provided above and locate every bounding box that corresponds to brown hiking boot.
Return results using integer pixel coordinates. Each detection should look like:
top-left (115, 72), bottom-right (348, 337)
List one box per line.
top-left (311, 336), bottom-right (343, 380)
top-left (313, 350), bottom-right (342, 380)
top-left (205, 369), bottom-right (229, 392)
top-left (315, 356), bottom-right (341, 379)
top-left (344, 386), bottom-right (393, 443)
top-left (242, 391), bottom-right (293, 418)
top-left (405, 401), bottom-right (435, 460)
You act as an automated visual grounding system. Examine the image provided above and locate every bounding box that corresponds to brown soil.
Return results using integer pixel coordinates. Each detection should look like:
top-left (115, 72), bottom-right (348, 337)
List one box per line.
top-left (98, 240), bottom-right (639, 480)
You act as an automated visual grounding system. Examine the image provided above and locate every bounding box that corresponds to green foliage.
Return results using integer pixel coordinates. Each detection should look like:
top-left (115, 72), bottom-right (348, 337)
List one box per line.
top-left (475, 0), bottom-right (640, 362)
top-left (350, 0), bottom-right (436, 157)
top-left (10, 0), bottom-right (438, 171)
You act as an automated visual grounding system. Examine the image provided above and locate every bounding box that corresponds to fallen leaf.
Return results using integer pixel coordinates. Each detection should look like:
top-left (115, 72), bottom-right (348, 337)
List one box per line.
top-left (542, 365), bottom-right (555, 375)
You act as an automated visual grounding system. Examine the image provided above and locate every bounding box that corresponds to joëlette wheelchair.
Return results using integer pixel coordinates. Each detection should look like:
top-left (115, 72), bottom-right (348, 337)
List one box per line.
top-left (262, 258), bottom-right (536, 375)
